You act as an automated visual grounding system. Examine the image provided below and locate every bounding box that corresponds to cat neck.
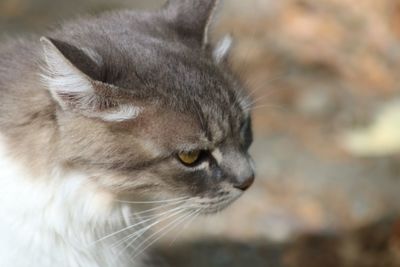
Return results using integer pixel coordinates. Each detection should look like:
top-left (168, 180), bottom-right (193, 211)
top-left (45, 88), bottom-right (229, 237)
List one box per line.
top-left (0, 136), bottom-right (140, 267)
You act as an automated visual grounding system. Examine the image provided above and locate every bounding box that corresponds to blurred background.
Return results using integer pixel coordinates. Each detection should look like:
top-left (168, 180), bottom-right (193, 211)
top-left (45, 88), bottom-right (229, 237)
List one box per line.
top-left (2, 0), bottom-right (400, 266)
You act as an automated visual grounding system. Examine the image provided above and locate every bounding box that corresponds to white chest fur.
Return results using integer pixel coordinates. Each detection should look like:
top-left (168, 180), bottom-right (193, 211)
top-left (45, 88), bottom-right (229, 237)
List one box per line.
top-left (0, 137), bottom-right (142, 267)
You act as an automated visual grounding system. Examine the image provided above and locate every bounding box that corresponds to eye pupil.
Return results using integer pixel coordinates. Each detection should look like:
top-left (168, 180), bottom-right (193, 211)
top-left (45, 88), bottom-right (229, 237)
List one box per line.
top-left (178, 150), bottom-right (201, 165)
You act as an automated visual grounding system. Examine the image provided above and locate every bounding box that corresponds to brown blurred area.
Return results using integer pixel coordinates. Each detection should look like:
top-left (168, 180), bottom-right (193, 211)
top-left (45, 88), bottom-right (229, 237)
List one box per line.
top-left (2, 0), bottom-right (400, 266)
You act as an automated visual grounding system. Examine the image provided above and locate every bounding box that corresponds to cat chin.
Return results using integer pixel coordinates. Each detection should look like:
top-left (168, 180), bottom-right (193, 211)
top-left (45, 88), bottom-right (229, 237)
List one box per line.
top-left (191, 190), bottom-right (244, 215)
top-left (198, 198), bottom-right (241, 215)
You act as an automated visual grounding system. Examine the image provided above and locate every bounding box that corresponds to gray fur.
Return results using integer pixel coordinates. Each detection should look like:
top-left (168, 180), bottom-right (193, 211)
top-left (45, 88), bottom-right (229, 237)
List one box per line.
top-left (0, 0), bottom-right (253, 211)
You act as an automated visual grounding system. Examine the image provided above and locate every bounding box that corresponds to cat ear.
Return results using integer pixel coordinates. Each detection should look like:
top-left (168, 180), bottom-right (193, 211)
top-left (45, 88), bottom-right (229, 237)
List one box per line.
top-left (213, 34), bottom-right (233, 63)
top-left (40, 37), bottom-right (141, 122)
top-left (40, 37), bottom-right (95, 104)
top-left (164, 0), bottom-right (219, 47)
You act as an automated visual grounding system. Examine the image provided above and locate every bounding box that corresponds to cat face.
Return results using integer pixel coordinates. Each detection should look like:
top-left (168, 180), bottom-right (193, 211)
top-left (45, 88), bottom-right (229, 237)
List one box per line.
top-left (41, 0), bottom-right (254, 213)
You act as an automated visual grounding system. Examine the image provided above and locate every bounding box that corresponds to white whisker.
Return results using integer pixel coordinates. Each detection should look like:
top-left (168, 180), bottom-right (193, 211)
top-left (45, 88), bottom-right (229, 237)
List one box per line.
top-left (111, 207), bottom-right (191, 265)
top-left (111, 206), bottom-right (189, 249)
top-left (249, 103), bottom-right (286, 112)
top-left (127, 198), bottom-right (191, 218)
top-left (93, 204), bottom-right (189, 246)
top-left (129, 208), bottom-right (201, 261)
top-left (168, 208), bottom-right (202, 247)
top-left (115, 196), bottom-right (188, 204)
top-left (246, 71), bottom-right (290, 98)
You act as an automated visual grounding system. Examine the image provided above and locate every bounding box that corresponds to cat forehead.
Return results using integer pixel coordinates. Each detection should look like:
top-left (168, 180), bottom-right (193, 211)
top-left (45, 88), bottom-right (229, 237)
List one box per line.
top-left (43, 4), bottom-right (249, 133)
top-left (117, 49), bottom-right (247, 140)
top-left (141, 95), bottom-right (243, 142)
top-left (90, 41), bottom-right (246, 124)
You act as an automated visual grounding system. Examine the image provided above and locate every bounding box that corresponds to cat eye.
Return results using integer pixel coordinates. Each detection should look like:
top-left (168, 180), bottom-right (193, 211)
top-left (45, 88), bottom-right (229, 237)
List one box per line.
top-left (178, 150), bottom-right (201, 166)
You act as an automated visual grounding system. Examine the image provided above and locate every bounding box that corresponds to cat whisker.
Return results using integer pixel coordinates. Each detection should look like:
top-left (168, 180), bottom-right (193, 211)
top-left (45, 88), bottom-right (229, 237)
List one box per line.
top-left (168, 208), bottom-right (202, 247)
top-left (92, 204), bottom-right (189, 246)
top-left (242, 87), bottom-right (282, 109)
top-left (249, 103), bottom-right (286, 112)
top-left (131, 204), bottom-right (191, 222)
top-left (112, 224), bottom-right (151, 252)
top-left (127, 199), bottom-right (191, 218)
top-left (111, 207), bottom-right (187, 253)
top-left (113, 207), bottom-right (198, 264)
top-left (246, 71), bottom-right (290, 97)
top-left (129, 208), bottom-right (201, 261)
top-left (115, 196), bottom-right (189, 204)
top-left (117, 206), bottom-right (191, 244)
top-left (246, 94), bottom-right (271, 107)
top-left (112, 200), bottom-right (202, 250)
top-left (240, 98), bottom-right (263, 112)
top-left (241, 71), bottom-right (291, 111)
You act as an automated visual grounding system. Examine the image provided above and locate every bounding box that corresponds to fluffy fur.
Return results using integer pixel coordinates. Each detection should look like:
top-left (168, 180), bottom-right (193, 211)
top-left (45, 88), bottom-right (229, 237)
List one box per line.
top-left (0, 0), bottom-right (254, 266)
top-left (0, 137), bottom-right (139, 267)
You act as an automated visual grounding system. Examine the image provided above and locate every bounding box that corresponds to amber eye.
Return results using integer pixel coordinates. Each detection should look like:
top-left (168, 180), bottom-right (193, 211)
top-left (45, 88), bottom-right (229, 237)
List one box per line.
top-left (178, 150), bottom-right (201, 165)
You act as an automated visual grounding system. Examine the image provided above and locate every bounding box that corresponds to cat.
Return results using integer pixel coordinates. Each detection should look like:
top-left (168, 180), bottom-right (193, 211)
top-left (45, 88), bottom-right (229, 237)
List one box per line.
top-left (0, 0), bottom-right (255, 266)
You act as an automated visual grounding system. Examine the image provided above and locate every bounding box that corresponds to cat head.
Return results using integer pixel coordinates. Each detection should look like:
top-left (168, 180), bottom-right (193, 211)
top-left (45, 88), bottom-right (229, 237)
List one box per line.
top-left (40, 0), bottom-right (254, 213)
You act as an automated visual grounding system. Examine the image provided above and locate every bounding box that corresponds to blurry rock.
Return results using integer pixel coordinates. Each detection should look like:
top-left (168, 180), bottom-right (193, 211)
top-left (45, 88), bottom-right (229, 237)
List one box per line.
top-left (284, 217), bottom-right (400, 267)
top-left (341, 100), bottom-right (400, 156)
top-left (295, 85), bottom-right (339, 119)
top-left (391, 219), bottom-right (400, 262)
top-left (284, 234), bottom-right (341, 267)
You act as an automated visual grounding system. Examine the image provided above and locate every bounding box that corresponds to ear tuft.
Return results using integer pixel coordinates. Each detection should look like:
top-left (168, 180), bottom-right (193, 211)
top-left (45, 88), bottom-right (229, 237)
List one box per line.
top-left (213, 34), bottom-right (233, 63)
top-left (99, 105), bottom-right (142, 122)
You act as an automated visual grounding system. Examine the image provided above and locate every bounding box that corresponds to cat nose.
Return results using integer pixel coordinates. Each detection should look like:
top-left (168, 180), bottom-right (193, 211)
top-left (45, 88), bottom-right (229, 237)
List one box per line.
top-left (234, 173), bottom-right (255, 191)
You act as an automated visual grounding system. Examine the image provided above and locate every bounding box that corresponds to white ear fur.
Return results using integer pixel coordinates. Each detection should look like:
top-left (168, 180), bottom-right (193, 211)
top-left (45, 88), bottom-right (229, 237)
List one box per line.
top-left (98, 105), bottom-right (142, 122)
top-left (213, 35), bottom-right (233, 63)
top-left (40, 37), bottom-right (94, 105)
top-left (40, 37), bottom-right (141, 122)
